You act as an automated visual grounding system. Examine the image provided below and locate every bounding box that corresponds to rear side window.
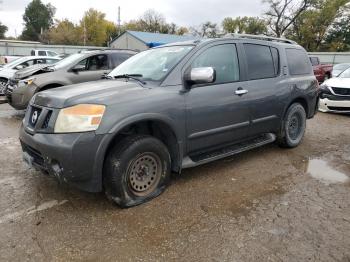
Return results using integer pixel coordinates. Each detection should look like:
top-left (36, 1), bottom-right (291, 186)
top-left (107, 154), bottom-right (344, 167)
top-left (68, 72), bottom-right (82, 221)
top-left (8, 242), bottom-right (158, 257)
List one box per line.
top-left (309, 57), bottom-right (319, 66)
top-left (244, 44), bottom-right (276, 80)
top-left (111, 53), bottom-right (133, 68)
top-left (192, 44), bottom-right (240, 84)
top-left (38, 51), bottom-right (46, 56)
top-left (286, 49), bottom-right (312, 75)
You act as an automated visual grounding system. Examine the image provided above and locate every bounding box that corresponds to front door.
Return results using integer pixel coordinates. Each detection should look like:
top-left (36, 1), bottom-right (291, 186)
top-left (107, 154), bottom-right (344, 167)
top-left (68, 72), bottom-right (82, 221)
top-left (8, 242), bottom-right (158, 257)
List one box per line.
top-left (185, 43), bottom-right (251, 154)
top-left (68, 54), bottom-right (110, 84)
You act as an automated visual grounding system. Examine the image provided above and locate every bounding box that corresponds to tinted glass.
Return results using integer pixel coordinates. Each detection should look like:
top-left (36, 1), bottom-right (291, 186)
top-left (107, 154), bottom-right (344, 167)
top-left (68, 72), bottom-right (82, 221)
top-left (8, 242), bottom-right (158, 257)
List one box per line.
top-left (271, 47), bottom-right (280, 75)
top-left (111, 53), bottom-right (133, 68)
top-left (38, 51), bottom-right (46, 56)
top-left (309, 57), bottom-right (319, 66)
top-left (87, 55), bottom-right (108, 70)
top-left (286, 49), bottom-right (312, 75)
top-left (244, 44), bottom-right (275, 80)
top-left (192, 44), bottom-right (240, 84)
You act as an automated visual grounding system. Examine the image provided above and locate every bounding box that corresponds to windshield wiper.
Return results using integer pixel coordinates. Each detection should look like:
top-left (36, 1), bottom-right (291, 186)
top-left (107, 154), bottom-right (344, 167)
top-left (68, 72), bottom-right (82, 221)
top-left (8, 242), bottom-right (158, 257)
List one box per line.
top-left (114, 74), bottom-right (146, 85)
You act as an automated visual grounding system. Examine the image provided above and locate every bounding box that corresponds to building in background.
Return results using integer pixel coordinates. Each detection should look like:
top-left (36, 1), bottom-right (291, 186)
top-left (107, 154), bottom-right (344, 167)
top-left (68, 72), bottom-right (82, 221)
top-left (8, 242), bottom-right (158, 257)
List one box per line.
top-left (110, 30), bottom-right (198, 51)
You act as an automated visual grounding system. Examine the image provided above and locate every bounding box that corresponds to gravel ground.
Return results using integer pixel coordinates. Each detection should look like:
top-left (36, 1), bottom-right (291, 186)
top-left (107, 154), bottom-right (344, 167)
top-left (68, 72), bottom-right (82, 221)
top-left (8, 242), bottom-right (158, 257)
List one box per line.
top-left (0, 103), bottom-right (349, 262)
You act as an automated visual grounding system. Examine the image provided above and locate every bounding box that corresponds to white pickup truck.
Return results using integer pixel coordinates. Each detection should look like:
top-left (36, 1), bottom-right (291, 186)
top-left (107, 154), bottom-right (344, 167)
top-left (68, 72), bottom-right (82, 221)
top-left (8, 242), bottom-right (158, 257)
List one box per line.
top-left (30, 49), bottom-right (59, 57)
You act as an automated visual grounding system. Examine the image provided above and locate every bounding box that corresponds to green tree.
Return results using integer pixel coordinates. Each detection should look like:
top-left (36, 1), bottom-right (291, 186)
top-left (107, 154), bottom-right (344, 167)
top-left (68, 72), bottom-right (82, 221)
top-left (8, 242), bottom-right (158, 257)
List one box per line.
top-left (325, 16), bottom-right (350, 51)
top-left (191, 22), bottom-right (218, 38)
top-left (222, 16), bottom-right (267, 35)
top-left (47, 19), bottom-right (83, 45)
top-left (286, 0), bottom-right (349, 51)
top-left (21, 0), bottom-right (56, 41)
top-left (0, 21), bottom-right (8, 39)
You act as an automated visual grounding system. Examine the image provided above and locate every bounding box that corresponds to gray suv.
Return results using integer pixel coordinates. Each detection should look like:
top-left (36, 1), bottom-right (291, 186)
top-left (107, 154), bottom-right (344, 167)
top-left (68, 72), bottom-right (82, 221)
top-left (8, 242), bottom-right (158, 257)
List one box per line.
top-left (6, 50), bottom-right (137, 109)
top-left (19, 35), bottom-right (319, 207)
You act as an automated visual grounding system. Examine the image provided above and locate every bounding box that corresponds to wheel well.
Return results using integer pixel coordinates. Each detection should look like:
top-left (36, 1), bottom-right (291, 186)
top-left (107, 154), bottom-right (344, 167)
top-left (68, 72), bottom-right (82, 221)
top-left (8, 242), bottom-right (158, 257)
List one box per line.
top-left (286, 97), bottom-right (309, 117)
top-left (105, 120), bottom-right (181, 173)
top-left (40, 83), bottom-right (63, 92)
top-left (0, 77), bottom-right (8, 82)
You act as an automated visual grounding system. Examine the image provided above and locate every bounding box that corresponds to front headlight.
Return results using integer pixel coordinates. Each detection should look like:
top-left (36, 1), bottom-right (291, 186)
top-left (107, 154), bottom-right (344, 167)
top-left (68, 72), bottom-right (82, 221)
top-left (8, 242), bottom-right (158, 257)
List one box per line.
top-left (54, 104), bottom-right (106, 133)
top-left (18, 77), bottom-right (36, 88)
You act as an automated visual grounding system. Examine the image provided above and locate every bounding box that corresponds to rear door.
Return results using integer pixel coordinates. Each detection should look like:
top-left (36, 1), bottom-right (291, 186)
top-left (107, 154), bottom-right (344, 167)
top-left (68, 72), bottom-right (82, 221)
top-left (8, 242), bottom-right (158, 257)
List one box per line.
top-left (241, 43), bottom-right (283, 136)
top-left (185, 42), bottom-right (252, 153)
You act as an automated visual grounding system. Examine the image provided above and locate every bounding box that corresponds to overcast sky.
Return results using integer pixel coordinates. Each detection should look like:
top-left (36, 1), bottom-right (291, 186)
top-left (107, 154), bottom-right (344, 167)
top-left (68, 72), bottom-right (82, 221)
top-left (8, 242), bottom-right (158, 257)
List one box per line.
top-left (1, 0), bottom-right (266, 37)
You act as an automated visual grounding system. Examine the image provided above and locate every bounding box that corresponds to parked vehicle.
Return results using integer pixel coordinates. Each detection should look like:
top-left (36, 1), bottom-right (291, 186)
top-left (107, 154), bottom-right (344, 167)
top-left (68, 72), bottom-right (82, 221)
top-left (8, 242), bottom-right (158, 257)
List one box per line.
top-left (0, 55), bottom-right (21, 65)
top-left (309, 56), bottom-right (333, 83)
top-left (319, 67), bottom-right (350, 113)
top-left (0, 56), bottom-right (60, 95)
top-left (30, 50), bottom-right (59, 57)
top-left (331, 63), bottom-right (350, 77)
top-left (6, 50), bottom-right (137, 109)
top-left (19, 35), bottom-right (319, 207)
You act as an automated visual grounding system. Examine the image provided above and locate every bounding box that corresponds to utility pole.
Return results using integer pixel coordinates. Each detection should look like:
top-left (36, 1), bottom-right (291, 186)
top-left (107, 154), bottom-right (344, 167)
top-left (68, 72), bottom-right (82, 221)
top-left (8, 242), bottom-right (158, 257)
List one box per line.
top-left (118, 6), bottom-right (121, 36)
top-left (83, 20), bottom-right (86, 46)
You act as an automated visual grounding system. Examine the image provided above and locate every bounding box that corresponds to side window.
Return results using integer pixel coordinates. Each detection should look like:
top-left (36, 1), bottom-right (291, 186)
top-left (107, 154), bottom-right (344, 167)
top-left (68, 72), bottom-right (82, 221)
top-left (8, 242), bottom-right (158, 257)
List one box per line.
top-left (19, 59), bottom-right (35, 68)
top-left (48, 51), bottom-right (57, 57)
top-left (35, 59), bottom-right (45, 64)
top-left (286, 49), bottom-right (312, 75)
top-left (111, 53), bottom-right (133, 68)
top-left (38, 51), bottom-right (46, 56)
top-left (46, 59), bottom-right (58, 64)
top-left (309, 57), bottom-right (318, 66)
top-left (192, 44), bottom-right (240, 84)
top-left (244, 44), bottom-right (276, 80)
top-left (271, 47), bottom-right (280, 76)
top-left (87, 55), bottom-right (108, 71)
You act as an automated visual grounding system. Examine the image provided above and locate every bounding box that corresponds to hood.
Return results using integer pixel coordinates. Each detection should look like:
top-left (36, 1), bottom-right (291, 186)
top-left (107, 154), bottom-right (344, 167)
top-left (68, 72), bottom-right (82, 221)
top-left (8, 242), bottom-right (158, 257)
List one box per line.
top-left (323, 77), bottom-right (350, 89)
top-left (14, 64), bottom-right (52, 79)
top-left (33, 80), bottom-right (147, 108)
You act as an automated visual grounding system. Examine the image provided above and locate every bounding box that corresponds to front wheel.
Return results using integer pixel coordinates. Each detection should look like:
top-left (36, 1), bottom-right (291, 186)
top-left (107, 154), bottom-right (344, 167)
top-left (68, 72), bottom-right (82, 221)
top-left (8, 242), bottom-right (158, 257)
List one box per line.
top-left (277, 103), bottom-right (306, 148)
top-left (103, 135), bottom-right (171, 208)
top-left (0, 78), bottom-right (8, 95)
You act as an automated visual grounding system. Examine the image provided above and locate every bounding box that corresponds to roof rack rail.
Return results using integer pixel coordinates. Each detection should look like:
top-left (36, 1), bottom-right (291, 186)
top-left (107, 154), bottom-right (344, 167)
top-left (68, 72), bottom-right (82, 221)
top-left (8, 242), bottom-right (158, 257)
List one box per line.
top-left (224, 33), bottom-right (297, 44)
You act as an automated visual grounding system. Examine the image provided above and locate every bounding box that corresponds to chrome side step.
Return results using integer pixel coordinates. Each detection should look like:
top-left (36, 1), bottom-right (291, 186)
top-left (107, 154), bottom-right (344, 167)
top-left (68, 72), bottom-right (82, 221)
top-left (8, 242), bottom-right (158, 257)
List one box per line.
top-left (182, 133), bottom-right (276, 169)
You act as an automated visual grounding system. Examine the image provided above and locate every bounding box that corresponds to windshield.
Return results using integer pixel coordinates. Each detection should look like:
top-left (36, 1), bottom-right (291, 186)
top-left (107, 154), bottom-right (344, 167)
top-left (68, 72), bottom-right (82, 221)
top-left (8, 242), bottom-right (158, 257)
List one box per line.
top-left (51, 53), bottom-right (83, 70)
top-left (338, 68), bottom-right (350, 78)
top-left (109, 45), bottom-right (194, 81)
top-left (333, 64), bottom-right (350, 71)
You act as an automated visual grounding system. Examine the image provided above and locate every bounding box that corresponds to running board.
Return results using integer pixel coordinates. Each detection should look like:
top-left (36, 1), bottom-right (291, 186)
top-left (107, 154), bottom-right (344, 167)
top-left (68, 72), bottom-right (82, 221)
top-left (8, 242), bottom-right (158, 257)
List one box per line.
top-left (182, 133), bottom-right (276, 168)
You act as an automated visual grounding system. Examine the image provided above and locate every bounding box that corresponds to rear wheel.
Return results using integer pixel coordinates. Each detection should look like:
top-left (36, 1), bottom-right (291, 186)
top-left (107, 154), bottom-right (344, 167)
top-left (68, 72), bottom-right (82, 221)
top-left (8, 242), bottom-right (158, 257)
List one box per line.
top-left (103, 135), bottom-right (171, 207)
top-left (277, 103), bottom-right (306, 148)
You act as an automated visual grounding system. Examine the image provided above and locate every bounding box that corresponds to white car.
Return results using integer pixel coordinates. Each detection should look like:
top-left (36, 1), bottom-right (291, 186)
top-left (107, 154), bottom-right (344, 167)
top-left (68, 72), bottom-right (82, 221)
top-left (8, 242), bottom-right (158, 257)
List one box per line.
top-left (319, 67), bottom-right (350, 113)
top-left (0, 56), bottom-right (60, 95)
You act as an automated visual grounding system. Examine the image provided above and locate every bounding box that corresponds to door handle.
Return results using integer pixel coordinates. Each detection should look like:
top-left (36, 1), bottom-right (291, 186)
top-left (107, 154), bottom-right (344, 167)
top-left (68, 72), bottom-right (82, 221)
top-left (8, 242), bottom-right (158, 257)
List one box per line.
top-left (235, 88), bottom-right (248, 96)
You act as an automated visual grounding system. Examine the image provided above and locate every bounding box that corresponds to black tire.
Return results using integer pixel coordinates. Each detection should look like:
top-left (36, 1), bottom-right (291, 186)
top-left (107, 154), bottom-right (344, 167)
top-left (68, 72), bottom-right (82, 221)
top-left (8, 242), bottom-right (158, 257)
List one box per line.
top-left (103, 135), bottom-right (171, 208)
top-left (277, 103), bottom-right (306, 148)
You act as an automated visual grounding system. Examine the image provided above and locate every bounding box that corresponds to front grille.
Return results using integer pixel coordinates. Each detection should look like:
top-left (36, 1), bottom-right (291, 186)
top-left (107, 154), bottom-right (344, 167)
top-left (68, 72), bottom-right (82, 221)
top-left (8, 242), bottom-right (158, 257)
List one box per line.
top-left (21, 142), bottom-right (45, 168)
top-left (41, 110), bottom-right (52, 129)
top-left (332, 87), bottom-right (350, 96)
top-left (328, 106), bottom-right (350, 112)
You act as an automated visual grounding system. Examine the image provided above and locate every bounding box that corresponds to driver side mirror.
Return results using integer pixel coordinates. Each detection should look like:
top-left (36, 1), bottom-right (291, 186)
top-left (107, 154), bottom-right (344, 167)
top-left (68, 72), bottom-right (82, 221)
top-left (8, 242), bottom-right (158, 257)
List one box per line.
top-left (184, 67), bottom-right (216, 87)
top-left (15, 65), bottom-right (25, 70)
top-left (71, 64), bottom-right (86, 73)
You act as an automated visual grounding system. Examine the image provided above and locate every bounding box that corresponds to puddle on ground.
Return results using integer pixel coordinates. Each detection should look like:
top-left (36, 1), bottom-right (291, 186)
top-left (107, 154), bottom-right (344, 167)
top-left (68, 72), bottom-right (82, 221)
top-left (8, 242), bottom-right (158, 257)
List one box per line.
top-left (307, 158), bottom-right (349, 184)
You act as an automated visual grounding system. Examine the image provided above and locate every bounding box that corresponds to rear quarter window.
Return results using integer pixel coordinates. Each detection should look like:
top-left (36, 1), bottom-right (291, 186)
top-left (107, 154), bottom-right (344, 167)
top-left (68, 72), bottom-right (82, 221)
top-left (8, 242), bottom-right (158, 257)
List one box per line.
top-left (286, 49), bottom-right (312, 75)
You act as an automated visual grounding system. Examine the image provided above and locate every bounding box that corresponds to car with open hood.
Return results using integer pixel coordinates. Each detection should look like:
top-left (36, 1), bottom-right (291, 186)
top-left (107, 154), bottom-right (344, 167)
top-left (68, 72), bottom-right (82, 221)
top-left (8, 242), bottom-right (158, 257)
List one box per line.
top-left (5, 50), bottom-right (137, 109)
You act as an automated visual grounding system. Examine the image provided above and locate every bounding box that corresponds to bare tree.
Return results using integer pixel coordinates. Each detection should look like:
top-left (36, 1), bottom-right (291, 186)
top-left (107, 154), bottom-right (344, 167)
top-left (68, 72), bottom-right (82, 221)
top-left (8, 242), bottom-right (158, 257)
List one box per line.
top-left (264, 0), bottom-right (313, 37)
